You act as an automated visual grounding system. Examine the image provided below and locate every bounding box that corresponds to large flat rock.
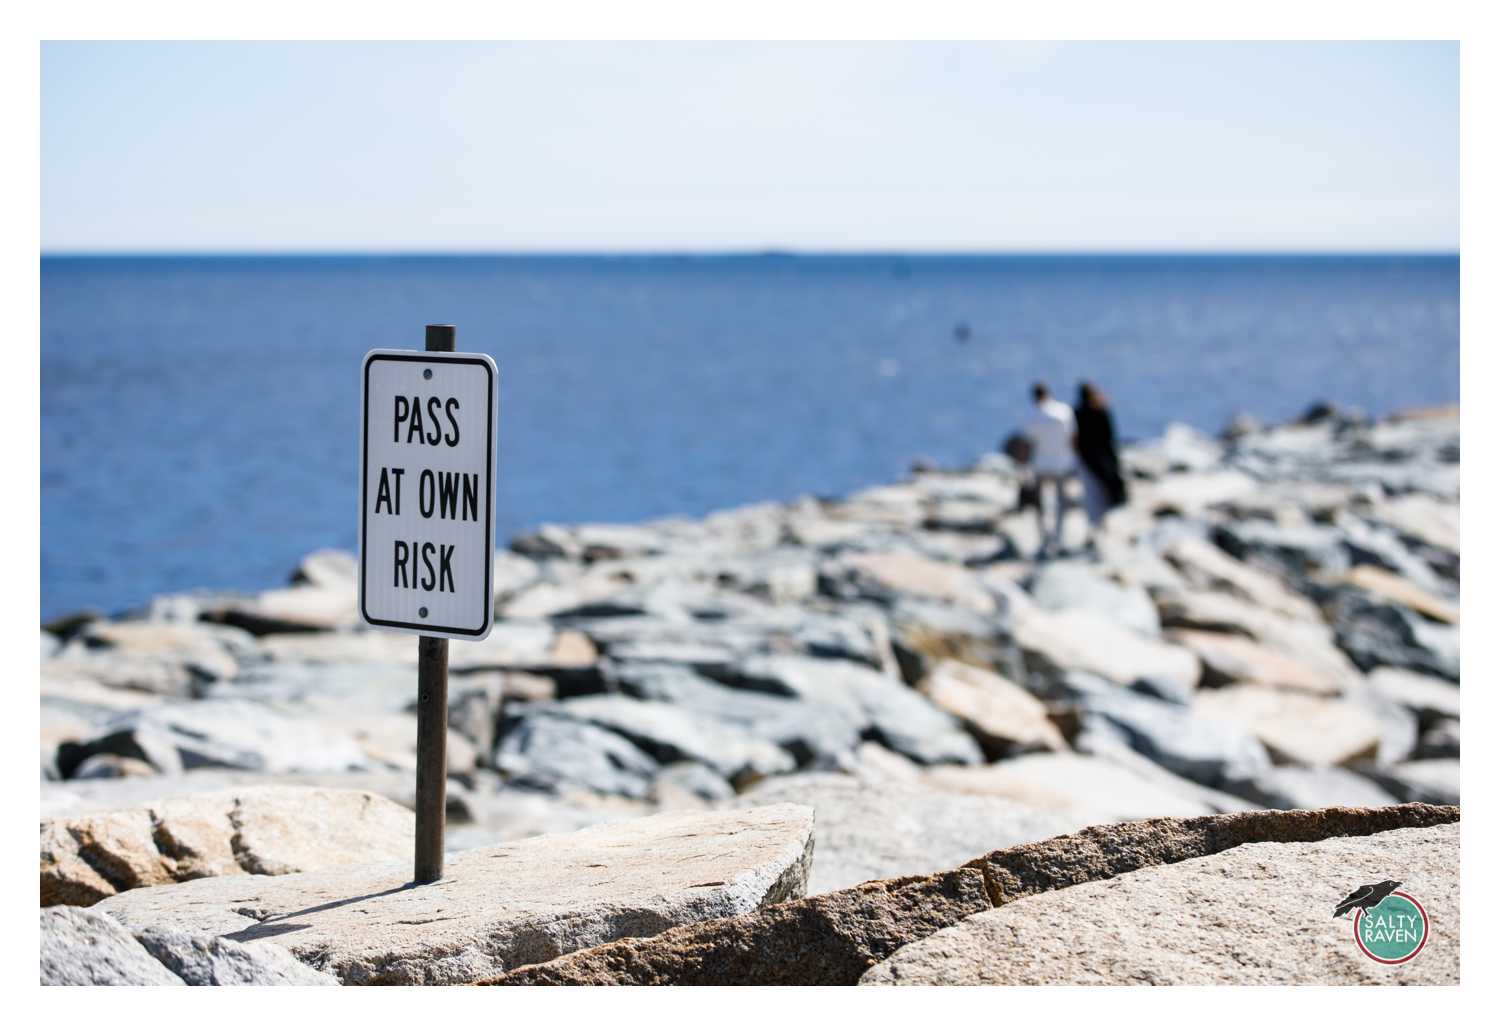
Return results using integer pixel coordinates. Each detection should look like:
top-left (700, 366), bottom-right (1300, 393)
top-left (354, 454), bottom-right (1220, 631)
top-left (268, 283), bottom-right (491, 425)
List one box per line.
top-left (41, 787), bottom-right (415, 907)
top-left (97, 804), bottom-right (814, 984)
top-left (487, 803), bottom-right (1456, 985)
top-left (1011, 606), bottom-right (1200, 694)
top-left (863, 823), bottom-right (1458, 984)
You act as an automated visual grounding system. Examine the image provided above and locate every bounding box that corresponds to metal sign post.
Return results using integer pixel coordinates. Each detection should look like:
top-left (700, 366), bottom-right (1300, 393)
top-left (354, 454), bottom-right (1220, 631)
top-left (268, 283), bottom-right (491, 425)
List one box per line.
top-left (414, 325), bottom-right (453, 884)
top-left (358, 324), bottom-right (498, 884)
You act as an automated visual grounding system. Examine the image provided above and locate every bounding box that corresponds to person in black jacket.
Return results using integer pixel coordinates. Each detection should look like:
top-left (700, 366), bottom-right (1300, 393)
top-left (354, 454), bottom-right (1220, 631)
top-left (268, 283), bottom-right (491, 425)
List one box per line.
top-left (1073, 381), bottom-right (1127, 541)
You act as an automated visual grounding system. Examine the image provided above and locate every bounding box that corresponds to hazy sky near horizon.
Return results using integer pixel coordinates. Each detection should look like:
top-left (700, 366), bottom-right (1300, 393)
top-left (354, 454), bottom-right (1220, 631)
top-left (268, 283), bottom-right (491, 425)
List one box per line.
top-left (42, 41), bottom-right (1457, 252)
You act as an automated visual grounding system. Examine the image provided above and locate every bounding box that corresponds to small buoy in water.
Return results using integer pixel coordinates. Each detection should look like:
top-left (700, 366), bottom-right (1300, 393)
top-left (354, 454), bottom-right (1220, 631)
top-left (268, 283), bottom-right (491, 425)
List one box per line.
top-left (953, 321), bottom-right (971, 342)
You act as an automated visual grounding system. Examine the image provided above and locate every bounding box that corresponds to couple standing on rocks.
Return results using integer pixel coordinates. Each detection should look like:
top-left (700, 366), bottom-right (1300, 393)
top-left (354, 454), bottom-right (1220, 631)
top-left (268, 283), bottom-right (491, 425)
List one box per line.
top-left (1017, 380), bottom-right (1128, 559)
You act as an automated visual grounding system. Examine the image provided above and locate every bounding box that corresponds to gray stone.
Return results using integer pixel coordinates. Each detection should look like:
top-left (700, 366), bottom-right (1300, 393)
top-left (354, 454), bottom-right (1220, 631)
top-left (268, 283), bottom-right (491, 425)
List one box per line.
top-left (320, 709), bottom-right (478, 775)
top-left (72, 753), bottom-right (156, 779)
top-left (56, 700), bottom-right (371, 778)
top-left (1361, 759), bottom-right (1460, 806)
top-left (1070, 730), bottom-right (1261, 813)
top-left (574, 616), bottom-right (760, 664)
top-left (1368, 667), bottom-right (1461, 723)
top-left (1025, 562), bottom-right (1160, 636)
top-left (289, 548), bottom-right (357, 589)
top-left (862, 824), bottom-right (1458, 985)
top-left (924, 752), bottom-right (1220, 823)
top-left (41, 906), bottom-right (183, 985)
top-left (1238, 765), bottom-right (1400, 810)
top-left (1364, 492), bottom-right (1458, 555)
top-left (1129, 469), bottom-right (1258, 516)
top-left (203, 661), bottom-right (419, 712)
top-left (97, 804), bottom-right (816, 985)
top-left (531, 694), bottom-right (796, 783)
top-left (1167, 628), bottom-right (1341, 695)
top-left (649, 762), bottom-right (736, 805)
top-left (549, 578), bottom-right (753, 622)
top-left (607, 661), bottom-right (863, 769)
top-left (448, 619), bottom-right (570, 671)
top-left (1123, 422), bottom-right (1223, 478)
top-left (444, 786), bottom-right (652, 850)
top-left (83, 618), bottom-right (258, 663)
top-left (1417, 718), bottom-right (1459, 760)
top-left (1337, 520), bottom-right (1454, 601)
top-left (255, 630), bottom-right (413, 665)
top-left (1124, 675), bottom-right (1195, 706)
top-left (917, 660), bottom-right (1067, 757)
top-left (491, 550), bottom-right (543, 601)
top-left (819, 549), bottom-right (997, 614)
top-left (1212, 520), bottom-right (1350, 581)
top-left (447, 676), bottom-right (503, 757)
top-left (584, 603), bottom-right (895, 672)
top-left (201, 583), bottom-right (358, 634)
top-left (1193, 685), bottom-right (1386, 767)
top-left (1074, 687), bottom-right (1271, 790)
top-left (135, 928), bottom-right (339, 985)
top-left (1340, 678), bottom-right (1420, 765)
top-left (1154, 588), bottom-right (1358, 692)
top-left (714, 655), bottom-right (981, 766)
top-left (1092, 536), bottom-right (1187, 592)
top-left (777, 610), bottom-right (895, 670)
top-left (494, 714), bottom-right (660, 797)
top-left (1216, 480), bottom-right (1367, 525)
top-left (735, 773), bottom-right (1081, 894)
top-left (45, 620), bottom-right (258, 698)
top-left (1331, 589), bottom-right (1460, 680)
top-left (1227, 419), bottom-right (1338, 464)
top-left (1010, 605), bottom-right (1200, 696)
top-left (511, 521), bottom-right (674, 561)
top-left (886, 598), bottom-right (1021, 686)
top-left (1321, 461), bottom-right (1459, 500)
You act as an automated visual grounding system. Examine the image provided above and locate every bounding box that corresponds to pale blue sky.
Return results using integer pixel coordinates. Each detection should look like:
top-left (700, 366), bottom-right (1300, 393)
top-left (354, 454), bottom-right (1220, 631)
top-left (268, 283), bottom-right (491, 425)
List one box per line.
top-left (42, 41), bottom-right (1457, 252)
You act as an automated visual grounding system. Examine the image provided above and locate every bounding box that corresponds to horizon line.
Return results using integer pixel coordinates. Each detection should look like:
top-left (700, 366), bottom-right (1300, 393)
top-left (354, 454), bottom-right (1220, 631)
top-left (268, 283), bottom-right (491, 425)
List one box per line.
top-left (40, 247), bottom-right (1461, 260)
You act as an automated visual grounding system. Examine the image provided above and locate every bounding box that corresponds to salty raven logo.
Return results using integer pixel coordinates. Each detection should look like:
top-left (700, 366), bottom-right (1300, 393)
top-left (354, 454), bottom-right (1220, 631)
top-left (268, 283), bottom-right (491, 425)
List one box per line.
top-left (1333, 880), bottom-right (1401, 919)
top-left (1336, 882), bottom-right (1430, 964)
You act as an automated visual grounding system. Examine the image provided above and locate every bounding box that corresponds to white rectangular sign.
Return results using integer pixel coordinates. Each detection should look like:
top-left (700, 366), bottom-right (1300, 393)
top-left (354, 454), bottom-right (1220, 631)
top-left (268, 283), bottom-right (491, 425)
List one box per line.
top-left (359, 349), bottom-right (497, 640)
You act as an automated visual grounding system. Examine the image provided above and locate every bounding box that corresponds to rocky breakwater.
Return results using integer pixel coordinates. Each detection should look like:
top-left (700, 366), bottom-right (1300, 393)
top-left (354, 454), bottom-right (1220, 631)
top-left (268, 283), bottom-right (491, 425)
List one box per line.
top-left (39, 401), bottom-right (1460, 983)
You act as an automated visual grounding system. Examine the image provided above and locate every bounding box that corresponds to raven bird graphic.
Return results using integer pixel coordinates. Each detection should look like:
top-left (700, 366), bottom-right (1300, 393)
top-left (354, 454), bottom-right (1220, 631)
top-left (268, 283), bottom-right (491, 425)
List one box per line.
top-left (1333, 880), bottom-right (1402, 919)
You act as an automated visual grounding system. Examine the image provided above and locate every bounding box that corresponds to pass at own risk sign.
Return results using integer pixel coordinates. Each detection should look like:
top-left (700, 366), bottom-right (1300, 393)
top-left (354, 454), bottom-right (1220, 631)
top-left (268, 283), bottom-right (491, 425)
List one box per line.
top-left (359, 349), bottom-right (497, 640)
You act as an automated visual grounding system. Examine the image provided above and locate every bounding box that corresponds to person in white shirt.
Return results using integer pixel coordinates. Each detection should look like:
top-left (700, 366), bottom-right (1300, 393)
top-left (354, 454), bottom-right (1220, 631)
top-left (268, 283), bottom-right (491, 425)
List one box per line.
top-left (1023, 382), bottom-right (1076, 557)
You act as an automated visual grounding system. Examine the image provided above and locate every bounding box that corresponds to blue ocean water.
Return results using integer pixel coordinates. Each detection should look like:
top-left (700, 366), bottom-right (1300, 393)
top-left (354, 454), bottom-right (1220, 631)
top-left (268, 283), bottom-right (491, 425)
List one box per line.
top-left (40, 254), bottom-right (1458, 622)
